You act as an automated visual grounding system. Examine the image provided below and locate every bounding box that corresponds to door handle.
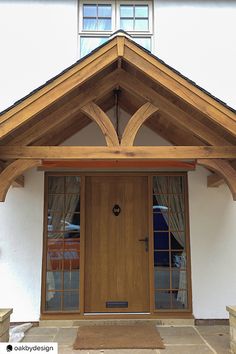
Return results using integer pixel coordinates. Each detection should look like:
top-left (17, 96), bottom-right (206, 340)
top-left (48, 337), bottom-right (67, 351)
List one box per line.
top-left (138, 237), bottom-right (149, 252)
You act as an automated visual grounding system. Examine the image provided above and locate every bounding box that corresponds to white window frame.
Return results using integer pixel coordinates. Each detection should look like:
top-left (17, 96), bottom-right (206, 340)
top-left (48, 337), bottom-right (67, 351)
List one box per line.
top-left (79, 0), bottom-right (115, 34)
top-left (117, 0), bottom-right (153, 34)
top-left (78, 0), bottom-right (153, 57)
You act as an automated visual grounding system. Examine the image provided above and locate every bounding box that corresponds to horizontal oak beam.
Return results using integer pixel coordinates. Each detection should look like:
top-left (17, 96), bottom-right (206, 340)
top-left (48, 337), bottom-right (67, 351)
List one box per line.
top-left (1, 146), bottom-right (236, 160)
top-left (40, 160), bottom-right (196, 170)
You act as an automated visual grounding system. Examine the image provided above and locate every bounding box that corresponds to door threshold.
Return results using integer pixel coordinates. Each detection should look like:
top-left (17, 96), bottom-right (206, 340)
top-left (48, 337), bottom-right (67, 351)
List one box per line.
top-left (84, 312), bottom-right (151, 315)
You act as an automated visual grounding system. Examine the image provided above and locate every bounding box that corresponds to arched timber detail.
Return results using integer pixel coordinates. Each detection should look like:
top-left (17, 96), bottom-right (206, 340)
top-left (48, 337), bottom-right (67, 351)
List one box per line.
top-left (121, 102), bottom-right (159, 146)
top-left (0, 159), bottom-right (41, 202)
top-left (197, 159), bottom-right (236, 200)
top-left (81, 102), bottom-right (119, 146)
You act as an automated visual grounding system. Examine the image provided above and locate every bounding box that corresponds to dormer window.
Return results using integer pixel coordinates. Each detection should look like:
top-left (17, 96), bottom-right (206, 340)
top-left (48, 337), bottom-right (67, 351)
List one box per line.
top-left (79, 1), bottom-right (153, 58)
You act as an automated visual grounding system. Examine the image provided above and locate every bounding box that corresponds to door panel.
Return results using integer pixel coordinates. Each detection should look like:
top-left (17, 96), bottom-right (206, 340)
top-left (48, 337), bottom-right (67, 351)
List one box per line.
top-left (85, 176), bottom-right (149, 313)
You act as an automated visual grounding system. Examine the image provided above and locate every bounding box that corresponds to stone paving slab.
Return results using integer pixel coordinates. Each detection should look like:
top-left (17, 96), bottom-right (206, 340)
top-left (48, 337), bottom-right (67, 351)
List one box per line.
top-left (21, 325), bottom-right (232, 354)
top-left (53, 327), bottom-right (78, 345)
top-left (22, 335), bottom-right (55, 342)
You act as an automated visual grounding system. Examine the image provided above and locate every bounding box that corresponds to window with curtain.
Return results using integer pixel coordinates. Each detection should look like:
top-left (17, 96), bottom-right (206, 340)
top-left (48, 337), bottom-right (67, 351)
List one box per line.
top-left (45, 175), bottom-right (81, 312)
top-left (79, 1), bottom-right (153, 57)
top-left (153, 175), bottom-right (189, 311)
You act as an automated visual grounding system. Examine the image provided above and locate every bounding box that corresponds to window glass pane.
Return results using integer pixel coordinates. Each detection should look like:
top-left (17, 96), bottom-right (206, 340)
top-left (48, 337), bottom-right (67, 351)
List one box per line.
top-left (120, 19), bottom-right (133, 31)
top-left (48, 176), bottom-right (64, 194)
top-left (135, 19), bottom-right (148, 31)
top-left (46, 271), bottom-right (62, 291)
top-left (46, 291), bottom-right (62, 311)
top-left (169, 214), bottom-right (185, 231)
top-left (171, 232), bottom-right (185, 249)
top-left (172, 251), bottom-right (186, 269)
top-left (120, 5), bottom-right (133, 18)
top-left (172, 290), bottom-right (188, 309)
top-left (47, 213), bottom-right (64, 232)
top-left (83, 4), bottom-right (97, 17)
top-left (134, 37), bottom-right (151, 51)
top-left (153, 212), bottom-right (169, 231)
top-left (47, 241), bottom-right (64, 271)
top-left (48, 195), bottom-right (64, 212)
top-left (64, 213), bottom-right (80, 238)
top-left (153, 176), bottom-right (168, 194)
top-left (155, 290), bottom-right (171, 309)
top-left (169, 195), bottom-right (184, 213)
top-left (63, 291), bottom-right (79, 311)
top-left (64, 271), bottom-right (80, 290)
top-left (154, 251), bottom-right (170, 267)
top-left (135, 5), bottom-right (148, 18)
top-left (65, 194), bottom-right (80, 213)
top-left (169, 176), bottom-right (184, 194)
top-left (172, 270), bottom-right (187, 290)
top-left (98, 5), bottom-right (111, 17)
top-left (97, 18), bottom-right (111, 30)
top-left (64, 240), bottom-right (80, 270)
top-left (153, 195), bottom-right (168, 210)
top-left (83, 18), bottom-right (97, 31)
top-left (154, 232), bottom-right (169, 250)
top-left (66, 176), bottom-right (80, 194)
top-left (80, 37), bottom-right (108, 57)
top-left (154, 269), bottom-right (170, 289)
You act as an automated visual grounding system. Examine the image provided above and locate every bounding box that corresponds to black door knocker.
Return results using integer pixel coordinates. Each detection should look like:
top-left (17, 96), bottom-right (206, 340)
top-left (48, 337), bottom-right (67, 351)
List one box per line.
top-left (112, 204), bottom-right (121, 216)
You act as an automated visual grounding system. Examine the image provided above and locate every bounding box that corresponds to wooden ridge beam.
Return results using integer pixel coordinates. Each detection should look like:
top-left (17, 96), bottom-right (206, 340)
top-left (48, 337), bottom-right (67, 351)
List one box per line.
top-left (123, 42), bottom-right (236, 137)
top-left (121, 102), bottom-right (159, 146)
top-left (118, 70), bottom-right (232, 146)
top-left (81, 102), bottom-right (119, 146)
top-left (0, 159), bottom-right (41, 202)
top-left (1, 146), bottom-right (236, 160)
top-left (197, 159), bottom-right (236, 200)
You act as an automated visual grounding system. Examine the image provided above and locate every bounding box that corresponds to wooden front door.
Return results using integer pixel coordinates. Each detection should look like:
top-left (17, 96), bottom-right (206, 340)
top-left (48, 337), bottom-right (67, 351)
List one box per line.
top-left (85, 176), bottom-right (150, 313)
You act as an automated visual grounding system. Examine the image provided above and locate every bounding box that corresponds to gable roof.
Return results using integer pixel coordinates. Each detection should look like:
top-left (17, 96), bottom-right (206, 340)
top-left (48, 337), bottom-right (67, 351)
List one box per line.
top-left (0, 30), bottom-right (235, 149)
top-left (1, 30), bottom-right (235, 117)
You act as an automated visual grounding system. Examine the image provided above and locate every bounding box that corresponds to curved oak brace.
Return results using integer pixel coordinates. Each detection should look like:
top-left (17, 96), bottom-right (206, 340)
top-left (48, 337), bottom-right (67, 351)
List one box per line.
top-left (0, 159), bottom-right (41, 202)
top-left (121, 102), bottom-right (159, 146)
top-left (81, 102), bottom-right (119, 146)
top-left (197, 159), bottom-right (236, 200)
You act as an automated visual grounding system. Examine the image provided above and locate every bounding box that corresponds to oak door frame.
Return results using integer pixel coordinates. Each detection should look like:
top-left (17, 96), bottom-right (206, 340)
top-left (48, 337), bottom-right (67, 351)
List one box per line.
top-left (41, 171), bottom-right (192, 318)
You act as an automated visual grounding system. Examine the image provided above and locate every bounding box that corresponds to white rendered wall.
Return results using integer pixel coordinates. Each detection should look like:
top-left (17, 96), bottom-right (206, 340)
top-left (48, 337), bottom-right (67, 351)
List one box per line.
top-left (154, 1), bottom-right (236, 108)
top-left (0, 169), bottom-right (44, 322)
top-left (0, 0), bottom-right (78, 111)
top-left (189, 167), bottom-right (236, 319)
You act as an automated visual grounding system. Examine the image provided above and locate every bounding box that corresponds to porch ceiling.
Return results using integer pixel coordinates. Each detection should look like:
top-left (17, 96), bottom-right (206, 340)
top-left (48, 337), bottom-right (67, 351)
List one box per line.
top-left (0, 32), bottom-right (236, 201)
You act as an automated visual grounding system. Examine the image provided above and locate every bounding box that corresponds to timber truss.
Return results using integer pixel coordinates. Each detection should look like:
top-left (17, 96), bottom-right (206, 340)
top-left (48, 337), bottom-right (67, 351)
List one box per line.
top-left (0, 32), bottom-right (236, 201)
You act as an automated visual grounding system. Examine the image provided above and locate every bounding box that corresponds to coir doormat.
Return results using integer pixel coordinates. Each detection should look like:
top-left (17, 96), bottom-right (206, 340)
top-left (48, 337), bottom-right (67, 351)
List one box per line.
top-left (73, 324), bottom-right (165, 350)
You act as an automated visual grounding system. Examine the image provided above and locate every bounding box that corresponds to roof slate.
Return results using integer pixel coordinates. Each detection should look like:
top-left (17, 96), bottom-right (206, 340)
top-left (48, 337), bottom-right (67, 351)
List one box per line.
top-left (0, 30), bottom-right (235, 116)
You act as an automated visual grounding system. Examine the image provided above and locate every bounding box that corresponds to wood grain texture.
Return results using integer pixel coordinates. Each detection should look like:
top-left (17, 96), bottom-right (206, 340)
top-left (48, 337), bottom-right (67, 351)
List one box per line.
top-left (1, 146), bottom-right (236, 160)
top-left (85, 176), bottom-right (149, 312)
top-left (118, 70), bottom-right (232, 146)
top-left (207, 160), bottom-right (236, 187)
top-left (197, 159), bottom-right (236, 200)
top-left (121, 102), bottom-right (159, 146)
top-left (0, 46), bottom-right (118, 139)
top-left (7, 70), bottom-right (120, 146)
top-left (81, 102), bottom-right (119, 146)
top-left (0, 159), bottom-right (41, 201)
top-left (124, 42), bottom-right (236, 135)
